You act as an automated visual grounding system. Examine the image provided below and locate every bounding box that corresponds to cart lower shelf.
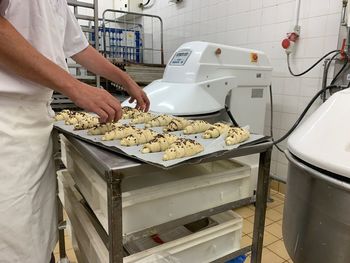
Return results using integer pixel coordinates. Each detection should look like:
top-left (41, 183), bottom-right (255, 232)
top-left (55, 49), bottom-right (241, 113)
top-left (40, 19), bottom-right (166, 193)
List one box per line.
top-left (58, 170), bottom-right (244, 263)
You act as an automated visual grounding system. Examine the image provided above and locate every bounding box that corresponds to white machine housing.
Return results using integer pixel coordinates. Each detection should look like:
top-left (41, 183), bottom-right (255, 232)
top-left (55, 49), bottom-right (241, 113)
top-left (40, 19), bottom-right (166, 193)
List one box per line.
top-left (288, 89), bottom-right (350, 178)
top-left (123, 41), bottom-right (272, 134)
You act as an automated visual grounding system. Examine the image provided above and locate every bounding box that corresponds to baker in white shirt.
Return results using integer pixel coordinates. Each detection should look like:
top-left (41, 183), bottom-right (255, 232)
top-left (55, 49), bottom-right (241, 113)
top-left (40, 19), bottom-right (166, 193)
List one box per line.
top-left (0, 1), bottom-right (149, 262)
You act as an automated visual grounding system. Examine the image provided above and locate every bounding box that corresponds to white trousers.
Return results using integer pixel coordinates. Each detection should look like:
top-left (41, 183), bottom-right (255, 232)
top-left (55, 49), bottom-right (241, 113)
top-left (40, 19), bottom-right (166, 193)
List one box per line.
top-left (0, 95), bottom-right (57, 263)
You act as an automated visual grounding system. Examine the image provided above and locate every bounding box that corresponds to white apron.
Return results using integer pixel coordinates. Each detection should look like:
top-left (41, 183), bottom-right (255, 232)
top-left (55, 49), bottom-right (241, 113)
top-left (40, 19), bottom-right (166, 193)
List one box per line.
top-left (0, 95), bottom-right (56, 263)
top-left (0, 1), bottom-right (88, 262)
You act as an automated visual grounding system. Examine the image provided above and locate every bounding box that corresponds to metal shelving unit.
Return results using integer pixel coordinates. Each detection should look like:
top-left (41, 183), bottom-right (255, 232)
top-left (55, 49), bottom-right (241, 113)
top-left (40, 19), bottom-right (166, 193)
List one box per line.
top-left (53, 129), bottom-right (272, 263)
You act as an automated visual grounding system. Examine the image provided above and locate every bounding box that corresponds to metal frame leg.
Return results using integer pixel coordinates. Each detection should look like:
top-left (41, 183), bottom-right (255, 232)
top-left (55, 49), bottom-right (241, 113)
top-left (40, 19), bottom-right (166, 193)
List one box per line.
top-left (251, 147), bottom-right (272, 263)
top-left (107, 173), bottom-right (123, 263)
top-left (52, 129), bottom-right (68, 261)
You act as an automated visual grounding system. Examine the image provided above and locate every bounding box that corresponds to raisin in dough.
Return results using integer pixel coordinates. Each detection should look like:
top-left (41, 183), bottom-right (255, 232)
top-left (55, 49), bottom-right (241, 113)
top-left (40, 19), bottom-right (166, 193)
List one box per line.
top-left (74, 116), bottom-right (99, 130)
top-left (87, 123), bottom-right (121, 135)
top-left (54, 109), bottom-right (72, 121)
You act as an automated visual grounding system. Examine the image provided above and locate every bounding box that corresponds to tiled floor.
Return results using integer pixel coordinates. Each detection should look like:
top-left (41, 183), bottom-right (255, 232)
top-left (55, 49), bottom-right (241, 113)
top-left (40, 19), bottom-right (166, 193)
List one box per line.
top-left (234, 190), bottom-right (291, 263)
top-left (54, 190), bottom-right (289, 263)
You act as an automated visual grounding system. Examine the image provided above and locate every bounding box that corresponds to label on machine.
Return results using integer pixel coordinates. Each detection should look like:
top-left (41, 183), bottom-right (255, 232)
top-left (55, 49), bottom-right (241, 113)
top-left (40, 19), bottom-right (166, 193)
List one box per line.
top-left (169, 49), bottom-right (192, 66)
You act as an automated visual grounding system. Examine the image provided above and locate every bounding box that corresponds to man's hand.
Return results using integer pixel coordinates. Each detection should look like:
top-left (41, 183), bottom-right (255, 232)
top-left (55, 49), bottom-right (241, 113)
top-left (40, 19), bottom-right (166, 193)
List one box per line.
top-left (125, 81), bottom-right (150, 112)
top-left (72, 46), bottom-right (151, 112)
top-left (69, 83), bottom-right (122, 123)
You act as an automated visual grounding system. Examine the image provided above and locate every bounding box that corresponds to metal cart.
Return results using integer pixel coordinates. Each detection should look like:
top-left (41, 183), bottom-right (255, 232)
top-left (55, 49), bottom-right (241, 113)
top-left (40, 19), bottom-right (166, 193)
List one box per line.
top-left (53, 129), bottom-right (272, 263)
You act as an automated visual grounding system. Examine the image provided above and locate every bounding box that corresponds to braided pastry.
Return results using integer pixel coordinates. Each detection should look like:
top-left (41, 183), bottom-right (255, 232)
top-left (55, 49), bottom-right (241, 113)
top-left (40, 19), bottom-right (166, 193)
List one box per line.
top-left (225, 127), bottom-right (250, 145)
top-left (130, 112), bottom-right (156, 124)
top-left (183, 120), bottom-right (212, 134)
top-left (141, 134), bottom-right (178, 153)
top-left (202, 123), bottom-right (231, 139)
top-left (163, 139), bottom-right (204, 161)
top-left (163, 118), bottom-right (192, 132)
top-left (102, 125), bottom-right (137, 141)
top-left (145, 115), bottom-right (174, 128)
top-left (120, 129), bottom-right (157, 146)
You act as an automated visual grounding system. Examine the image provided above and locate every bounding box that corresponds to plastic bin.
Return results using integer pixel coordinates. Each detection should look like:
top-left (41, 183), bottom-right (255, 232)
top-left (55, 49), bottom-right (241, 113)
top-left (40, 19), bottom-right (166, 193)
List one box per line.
top-left (58, 170), bottom-right (243, 263)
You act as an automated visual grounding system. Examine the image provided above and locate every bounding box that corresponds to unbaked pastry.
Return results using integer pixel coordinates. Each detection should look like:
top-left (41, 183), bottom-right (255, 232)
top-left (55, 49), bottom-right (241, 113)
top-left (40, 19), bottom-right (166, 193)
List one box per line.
top-left (163, 118), bottom-right (192, 132)
top-left (145, 115), bottom-right (174, 128)
top-left (74, 116), bottom-right (99, 130)
top-left (183, 120), bottom-right (212, 134)
top-left (120, 129), bottom-right (157, 146)
top-left (130, 112), bottom-right (156, 124)
top-left (202, 122), bottom-right (231, 139)
top-left (225, 127), bottom-right (250, 145)
top-left (141, 133), bottom-right (178, 153)
top-left (87, 123), bottom-right (121, 135)
top-left (122, 106), bottom-right (140, 119)
top-left (65, 112), bottom-right (91, 125)
top-left (163, 139), bottom-right (204, 161)
top-left (54, 109), bottom-right (72, 121)
top-left (102, 125), bottom-right (137, 141)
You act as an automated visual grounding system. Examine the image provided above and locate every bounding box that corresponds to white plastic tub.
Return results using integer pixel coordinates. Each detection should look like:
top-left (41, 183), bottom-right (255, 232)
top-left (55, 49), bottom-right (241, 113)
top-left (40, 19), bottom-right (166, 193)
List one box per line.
top-left (58, 170), bottom-right (243, 263)
top-left (62, 135), bottom-right (251, 235)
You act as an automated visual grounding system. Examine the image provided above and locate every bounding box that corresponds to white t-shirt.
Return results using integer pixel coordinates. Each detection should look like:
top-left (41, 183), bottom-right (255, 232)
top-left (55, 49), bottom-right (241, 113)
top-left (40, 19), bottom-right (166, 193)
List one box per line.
top-left (0, 0), bottom-right (89, 100)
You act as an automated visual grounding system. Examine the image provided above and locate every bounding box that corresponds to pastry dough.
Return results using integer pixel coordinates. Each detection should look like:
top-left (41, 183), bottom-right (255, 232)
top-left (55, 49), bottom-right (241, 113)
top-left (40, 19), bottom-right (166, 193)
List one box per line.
top-left (145, 115), bottom-right (174, 128)
top-left (130, 112), bottom-right (156, 124)
top-left (120, 129), bottom-right (157, 146)
top-left (87, 123), bottom-right (121, 135)
top-left (183, 120), bottom-right (212, 134)
top-left (163, 139), bottom-right (204, 161)
top-left (54, 109), bottom-right (72, 121)
top-left (102, 125), bottom-right (137, 141)
top-left (163, 118), bottom-right (192, 132)
top-left (141, 133), bottom-right (178, 153)
top-left (225, 127), bottom-right (250, 145)
top-left (202, 122), bottom-right (231, 139)
top-left (65, 112), bottom-right (91, 125)
top-left (122, 106), bottom-right (140, 119)
top-left (74, 116), bottom-right (99, 130)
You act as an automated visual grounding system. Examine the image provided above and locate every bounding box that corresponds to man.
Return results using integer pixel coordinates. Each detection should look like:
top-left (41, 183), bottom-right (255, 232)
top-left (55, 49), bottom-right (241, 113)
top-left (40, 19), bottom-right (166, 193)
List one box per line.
top-left (0, 0), bottom-right (149, 262)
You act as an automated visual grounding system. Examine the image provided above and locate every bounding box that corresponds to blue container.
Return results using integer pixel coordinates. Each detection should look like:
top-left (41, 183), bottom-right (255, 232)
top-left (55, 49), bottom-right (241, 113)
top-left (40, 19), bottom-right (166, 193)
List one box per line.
top-left (226, 255), bottom-right (247, 263)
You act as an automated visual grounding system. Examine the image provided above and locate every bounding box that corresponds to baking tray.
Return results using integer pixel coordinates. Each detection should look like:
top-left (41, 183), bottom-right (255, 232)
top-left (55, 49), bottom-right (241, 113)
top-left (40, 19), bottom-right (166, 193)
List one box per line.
top-left (54, 119), bottom-right (269, 168)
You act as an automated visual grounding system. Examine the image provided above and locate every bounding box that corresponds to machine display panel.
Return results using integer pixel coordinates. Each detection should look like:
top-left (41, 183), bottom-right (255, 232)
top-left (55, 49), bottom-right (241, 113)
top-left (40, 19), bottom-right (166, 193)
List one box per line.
top-left (169, 49), bottom-right (192, 66)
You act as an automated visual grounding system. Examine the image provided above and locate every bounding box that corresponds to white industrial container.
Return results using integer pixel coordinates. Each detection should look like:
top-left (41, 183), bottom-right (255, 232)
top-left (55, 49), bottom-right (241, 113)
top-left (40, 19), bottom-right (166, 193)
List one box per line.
top-left (58, 170), bottom-right (243, 263)
top-left (62, 137), bottom-right (251, 234)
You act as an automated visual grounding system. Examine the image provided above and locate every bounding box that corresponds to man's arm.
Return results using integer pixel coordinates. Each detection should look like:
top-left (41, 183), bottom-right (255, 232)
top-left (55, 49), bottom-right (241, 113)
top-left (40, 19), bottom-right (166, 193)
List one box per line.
top-left (72, 46), bottom-right (150, 111)
top-left (0, 16), bottom-right (121, 122)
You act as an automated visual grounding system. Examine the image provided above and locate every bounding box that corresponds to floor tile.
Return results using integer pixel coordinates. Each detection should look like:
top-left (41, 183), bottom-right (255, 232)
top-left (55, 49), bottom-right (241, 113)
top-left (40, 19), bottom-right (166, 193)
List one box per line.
top-left (266, 209), bottom-right (283, 222)
top-left (267, 198), bottom-right (283, 209)
top-left (261, 248), bottom-right (285, 263)
top-left (276, 219), bottom-right (283, 226)
top-left (266, 222), bottom-right (283, 239)
top-left (246, 215), bottom-right (273, 227)
top-left (248, 230), bottom-right (279, 246)
top-left (233, 206), bottom-right (255, 218)
top-left (268, 240), bottom-right (290, 260)
top-left (242, 219), bottom-right (254, 234)
top-left (240, 234), bottom-right (252, 248)
top-left (273, 204), bottom-right (284, 214)
top-left (273, 193), bottom-right (285, 202)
